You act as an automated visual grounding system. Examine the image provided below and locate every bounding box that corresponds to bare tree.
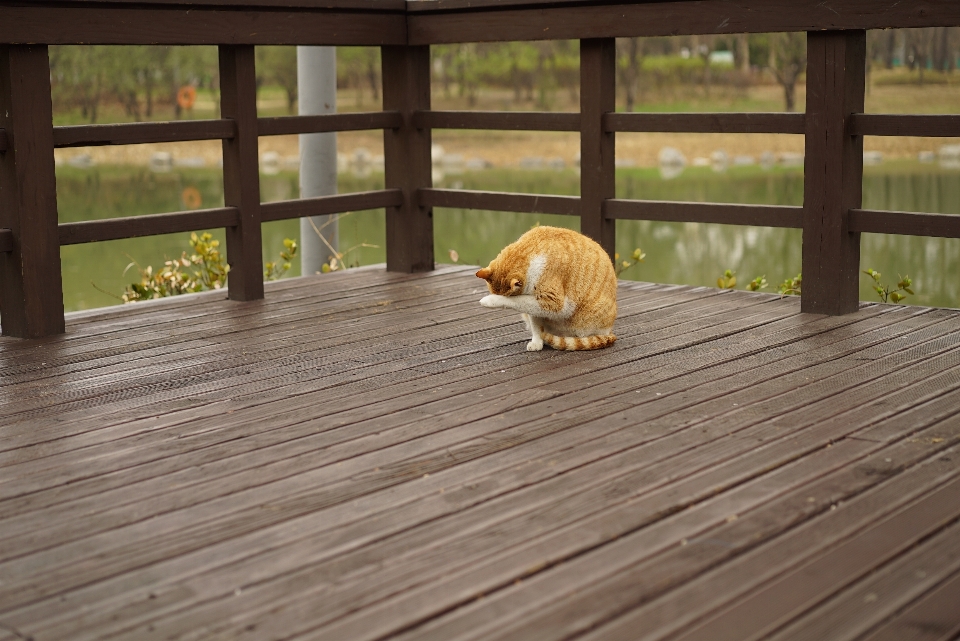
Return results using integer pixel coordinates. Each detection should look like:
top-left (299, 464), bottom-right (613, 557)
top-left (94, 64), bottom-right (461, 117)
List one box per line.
top-left (617, 37), bottom-right (644, 112)
top-left (692, 34), bottom-right (716, 97)
top-left (905, 28), bottom-right (935, 84)
top-left (735, 34), bottom-right (750, 72)
top-left (768, 32), bottom-right (806, 112)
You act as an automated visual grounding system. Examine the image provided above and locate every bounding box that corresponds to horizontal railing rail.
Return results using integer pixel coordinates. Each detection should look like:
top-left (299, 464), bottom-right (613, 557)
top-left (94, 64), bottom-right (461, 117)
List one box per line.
top-left (605, 201), bottom-right (804, 228)
top-left (414, 111), bottom-right (580, 131)
top-left (49, 112), bottom-right (404, 149)
top-left (849, 114), bottom-right (960, 138)
top-left (849, 210), bottom-right (960, 239)
top-left (58, 208), bottom-right (241, 245)
top-left (258, 111), bottom-right (403, 136)
top-left (52, 120), bottom-right (237, 148)
top-left (1, 0), bottom-right (959, 337)
top-left (261, 190), bottom-right (404, 222)
top-left (418, 188), bottom-right (581, 216)
top-left (604, 112), bottom-right (806, 134)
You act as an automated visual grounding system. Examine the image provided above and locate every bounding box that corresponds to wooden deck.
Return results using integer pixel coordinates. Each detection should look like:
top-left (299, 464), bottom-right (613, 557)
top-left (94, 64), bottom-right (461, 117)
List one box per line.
top-left (2, 265), bottom-right (960, 641)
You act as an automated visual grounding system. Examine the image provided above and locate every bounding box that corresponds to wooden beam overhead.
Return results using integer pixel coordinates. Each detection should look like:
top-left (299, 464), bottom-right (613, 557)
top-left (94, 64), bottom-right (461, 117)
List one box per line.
top-left (408, 0), bottom-right (960, 44)
top-left (0, 6), bottom-right (406, 46)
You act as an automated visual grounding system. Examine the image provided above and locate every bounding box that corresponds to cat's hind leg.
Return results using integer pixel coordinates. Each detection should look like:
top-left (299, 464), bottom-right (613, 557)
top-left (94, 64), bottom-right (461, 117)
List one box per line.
top-left (522, 313), bottom-right (544, 352)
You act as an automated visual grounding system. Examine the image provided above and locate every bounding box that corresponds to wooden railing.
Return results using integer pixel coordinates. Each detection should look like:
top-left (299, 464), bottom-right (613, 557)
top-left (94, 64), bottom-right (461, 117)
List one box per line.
top-left (1, 0), bottom-right (959, 337)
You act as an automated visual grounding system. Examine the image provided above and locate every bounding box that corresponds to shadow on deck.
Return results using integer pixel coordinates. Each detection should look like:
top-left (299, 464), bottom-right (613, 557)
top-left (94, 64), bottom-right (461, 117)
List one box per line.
top-left (1, 265), bottom-right (960, 640)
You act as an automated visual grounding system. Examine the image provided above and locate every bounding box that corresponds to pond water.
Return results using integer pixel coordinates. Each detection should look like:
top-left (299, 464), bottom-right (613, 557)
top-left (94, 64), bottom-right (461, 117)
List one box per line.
top-left (54, 161), bottom-right (960, 312)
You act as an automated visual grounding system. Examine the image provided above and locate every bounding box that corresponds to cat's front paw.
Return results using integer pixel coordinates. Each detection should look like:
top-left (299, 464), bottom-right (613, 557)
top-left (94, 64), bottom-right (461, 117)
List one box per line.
top-left (526, 339), bottom-right (544, 352)
top-left (480, 294), bottom-right (504, 308)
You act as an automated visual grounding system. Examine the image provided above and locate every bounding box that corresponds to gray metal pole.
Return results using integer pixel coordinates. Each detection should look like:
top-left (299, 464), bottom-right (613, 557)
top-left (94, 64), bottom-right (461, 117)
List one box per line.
top-left (297, 46), bottom-right (338, 275)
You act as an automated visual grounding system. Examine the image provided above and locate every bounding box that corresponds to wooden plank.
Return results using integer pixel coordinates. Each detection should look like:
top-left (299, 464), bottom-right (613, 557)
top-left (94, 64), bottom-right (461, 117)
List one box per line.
top-left (5, 274), bottom-right (960, 640)
top-left (0, 45), bottom-right (64, 338)
top-left (260, 190), bottom-right (403, 223)
top-left (802, 30), bottom-right (865, 315)
top-left (0, 292), bottom-right (720, 544)
top-left (0, 308), bottom-right (804, 624)
top-left (407, 0), bottom-right (597, 10)
top-left (850, 113), bottom-right (960, 138)
top-left (406, 0), bottom-right (960, 44)
top-left (6, 267), bottom-right (470, 356)
top-left (605, 112), bottom-right (805, 134)
top-left (351, 357), bottom-right (960, 641)
top-left (85, 0), bottom-right (407, 9)
top-left (668, 474), bottom-right (960, 641)
top-left (765, 520), bottom-right (960, 641)
top-left (57, 208), bottom-right (240, 245)
top-left (0, 126), bottom-right (6, 152)
top-left (51, 264), bottom-right (457, 335)
top-left (257, 111), bottom-right (402, 137)
top-left (856, 571), bottom-right (960, 641)
top-left (0, 228), bottom-right (12, 253)
top-left (418, 188), bottom-right (580, 216)
top-left (219, 45), bottom-right (263, 301)
top-left (52, 120), bottom-right (235, 148)
top-left (413, 110), bottom-right (580, 131)
top-left (0, 282), bottom-right (696, 452)
top-left (849, 209), bottom-right (960, 239)
top-left (0, 288), bottom-right (752, 482)
top-left (382, 45), bottom-right (434, 273)
top-left (0, 271), bottom-right (481, 390)
top-left (0, 284), bottom-right (716, 435)
top-left (0, 302), bottom-right (944, 636)
top-left (0, 289), bottom-right (756, 466)
top-left (557, 419), bottom-right (960, 641)
top-left (159, 331), bottom-right (960, 641)
top-left (293, 314), bottom-right (960, 640)
top-left (0, 278), bottom-right (506, 423)
top-left (0, 300), bottom-right (900, 584)
top-left (0, 290), bottom-right (916, 444)
top-left (605, 200), bottom-right (803, 228)
top-left (0, 6), bottom-right (406, 46)
top-left (382, 418), bottom-right (960, 641)
top-left (0, 269), bottom-right (475, 374)
top-left (5, 298), bottom-right (832, 540)
top-left (579, 38), bottom-right (616, 259)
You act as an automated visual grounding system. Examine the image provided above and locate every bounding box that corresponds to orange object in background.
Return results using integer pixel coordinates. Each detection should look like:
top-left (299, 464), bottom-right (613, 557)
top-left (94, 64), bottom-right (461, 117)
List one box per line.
top-left (177, 85), bottom-right (197, 110)
top-left (181, 186), bottom-right (203, 209)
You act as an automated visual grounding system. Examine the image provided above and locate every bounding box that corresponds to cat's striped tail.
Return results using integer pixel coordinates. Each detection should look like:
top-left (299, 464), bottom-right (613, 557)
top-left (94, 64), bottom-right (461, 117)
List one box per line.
top-left (541, 331), bottom-right (616, 350)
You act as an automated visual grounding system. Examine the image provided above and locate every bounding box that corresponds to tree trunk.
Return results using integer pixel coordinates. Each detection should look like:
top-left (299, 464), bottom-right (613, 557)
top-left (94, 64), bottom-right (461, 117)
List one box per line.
top-left (367, 58), bottom-right (379, 101)
top-left (883, 30), bottom-right (896, 69)
top-left (736, 34), bottom-right (750, 71)
top-left (146, 74), bottom-right (154, 117)
top-left (783, 80), bottom-right (796, 112)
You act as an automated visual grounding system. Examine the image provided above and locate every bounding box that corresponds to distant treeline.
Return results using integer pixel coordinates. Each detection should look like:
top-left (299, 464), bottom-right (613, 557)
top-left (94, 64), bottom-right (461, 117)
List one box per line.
top-left (48, 28), bottom-right (959, 123)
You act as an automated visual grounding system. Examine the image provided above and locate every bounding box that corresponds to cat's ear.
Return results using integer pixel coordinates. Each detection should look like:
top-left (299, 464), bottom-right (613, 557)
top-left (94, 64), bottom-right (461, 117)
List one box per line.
top-left (510, 278), bottom-right (523, 292)
top-left (476, 268), bottom-right (492, 281)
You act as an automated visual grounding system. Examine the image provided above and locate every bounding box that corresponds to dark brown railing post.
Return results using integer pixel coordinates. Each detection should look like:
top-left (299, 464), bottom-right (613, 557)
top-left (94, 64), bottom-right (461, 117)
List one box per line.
top-left (382, 45), bottom-right (434, 273)
top-left (580, 38), bottom-right (617, 261)
top-left (219, 45), bottom-right (264, 301)
top-left (802, 30), bottom-right (866, 315)
top-left (0, 45), bottom-right (64, 338)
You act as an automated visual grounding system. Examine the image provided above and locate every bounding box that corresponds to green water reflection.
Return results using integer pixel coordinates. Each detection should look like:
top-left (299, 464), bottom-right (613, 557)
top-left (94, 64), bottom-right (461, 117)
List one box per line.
top-left (55, 162), bottom-right (959, 312)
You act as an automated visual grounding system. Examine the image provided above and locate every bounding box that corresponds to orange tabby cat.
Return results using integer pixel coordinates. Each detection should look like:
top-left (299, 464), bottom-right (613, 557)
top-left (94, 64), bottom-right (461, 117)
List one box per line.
top-left (476, 226), bottom-right (617, 351)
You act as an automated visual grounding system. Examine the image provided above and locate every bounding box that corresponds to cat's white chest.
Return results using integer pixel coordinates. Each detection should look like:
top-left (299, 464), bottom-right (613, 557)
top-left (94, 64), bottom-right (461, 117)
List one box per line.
top-left (523, 254), bottom-right (548, 294)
